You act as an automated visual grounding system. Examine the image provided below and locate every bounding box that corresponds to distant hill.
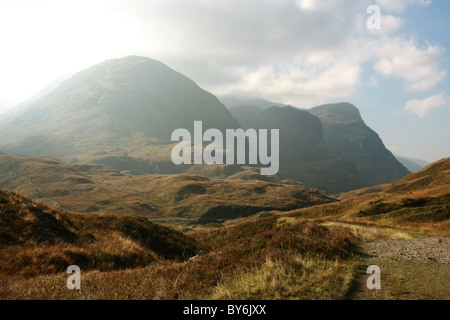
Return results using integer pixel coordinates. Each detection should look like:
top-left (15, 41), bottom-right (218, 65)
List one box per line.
top-left (0, 188), bottom-right (202, 276)
top-left (230, 106), bottom-right (367, 193)
top-left (309, 103), bottom-right (410, 186)
top-left (395, 155), bottom-right (430, 173)
top-left (0, 153), bottom-right (336, 220)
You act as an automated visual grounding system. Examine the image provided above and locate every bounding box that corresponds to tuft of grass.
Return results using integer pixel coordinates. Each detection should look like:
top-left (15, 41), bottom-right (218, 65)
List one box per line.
top-left (210, 254), bottom-right (357, 300)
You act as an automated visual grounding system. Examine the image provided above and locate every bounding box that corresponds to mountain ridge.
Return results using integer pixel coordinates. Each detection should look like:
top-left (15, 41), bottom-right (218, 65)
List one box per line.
top-left (309, 102), bottom-right (410, 186)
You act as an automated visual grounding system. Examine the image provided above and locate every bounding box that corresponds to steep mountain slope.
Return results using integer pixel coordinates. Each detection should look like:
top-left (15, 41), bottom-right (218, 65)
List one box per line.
top-left (0, 153), bottom-right (335, 220)
top-left (0, 189), bottom-right (201, 276)
top-left (0, 56), bottom-right (239, 165)
top-left (230, 106), bottom-right (366, 193)
top-left (229, 105), bottom-right (264, 129)
top-left (309, 103), bottom-right (410, 186)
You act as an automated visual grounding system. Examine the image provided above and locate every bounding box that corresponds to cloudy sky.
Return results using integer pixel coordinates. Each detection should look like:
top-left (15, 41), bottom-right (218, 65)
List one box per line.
top-left (0, 0), bottom-right (449, 162)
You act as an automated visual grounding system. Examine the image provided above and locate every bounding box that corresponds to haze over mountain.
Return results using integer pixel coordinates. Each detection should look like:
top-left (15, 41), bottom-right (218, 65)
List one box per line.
top-left (0, 56), bottom-right (410, 193)
top-left (395, 155), bottom-right (431, 173)
top-left (396, 157), bottom-right (423, 173)
top-left (0, 56), bottom-right (239, 163)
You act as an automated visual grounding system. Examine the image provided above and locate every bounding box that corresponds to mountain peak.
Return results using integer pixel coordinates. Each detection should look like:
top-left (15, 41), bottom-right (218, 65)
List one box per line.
top-left (0, 56), bottom-right (239, 162)
top-left (310, 102), bottom-right (362, 124)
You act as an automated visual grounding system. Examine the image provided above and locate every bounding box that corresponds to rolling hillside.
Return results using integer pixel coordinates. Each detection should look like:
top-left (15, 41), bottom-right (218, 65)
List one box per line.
top-left (285, 157), bottom-right (450, 232)
top-left (0, 153), bottom-right (335, 220)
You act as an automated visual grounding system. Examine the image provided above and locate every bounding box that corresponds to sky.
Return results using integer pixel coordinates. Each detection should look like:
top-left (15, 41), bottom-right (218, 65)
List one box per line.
top-left (0, 0), bottom-right (449, 162)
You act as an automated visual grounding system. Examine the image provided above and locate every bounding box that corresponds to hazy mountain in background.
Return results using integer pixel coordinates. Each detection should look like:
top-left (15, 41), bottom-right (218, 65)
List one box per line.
top-left (395, 155), bottom-right (431, 173)
top-left (228, 105), bottom-right (264, 129)
top-left (309, 103), bottom-right (410, 186)
top-left (0, 56), bottom-right (411, 193)
top-left (0, 56), bottom-right (239, 164)
top-left (230, 105), bottom-right (366, 193)
top-left (396, 157), bottom-right (423, 173)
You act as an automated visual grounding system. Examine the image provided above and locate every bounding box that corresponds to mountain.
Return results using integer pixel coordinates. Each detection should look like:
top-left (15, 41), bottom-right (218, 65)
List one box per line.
top-left (309, 103), bottom-right (410, 186)
top-left (395, 155), bottom-right (430, 173)
top-left (0, 57), bottom-right (408, 194)
top-left (0, 153), bottom-right (335, 220)
top-left (230, 105), bottom-right (367, 193)
top-left (229, 105), bottom-right (264, 129)
top-left (0, 56), bottom-right (239, 166)
top-left (0, 188), bottom-right (202, 276)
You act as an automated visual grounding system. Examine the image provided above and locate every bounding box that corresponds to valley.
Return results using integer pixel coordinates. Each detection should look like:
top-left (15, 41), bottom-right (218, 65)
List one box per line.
top-left (0, 56), bottom-right (448, 301)
top-left (0, 156), bottom-right (448, 300)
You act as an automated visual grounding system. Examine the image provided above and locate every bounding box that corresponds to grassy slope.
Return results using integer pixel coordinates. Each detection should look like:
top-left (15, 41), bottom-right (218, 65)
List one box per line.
top-left (283, 158), bottom-right (450, 236)
top-left (0, 189), bottom-right (201, 277)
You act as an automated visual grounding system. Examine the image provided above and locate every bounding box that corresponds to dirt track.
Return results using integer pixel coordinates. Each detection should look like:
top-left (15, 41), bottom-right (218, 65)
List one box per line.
top-left (352, 238), bottom-right (450, 300)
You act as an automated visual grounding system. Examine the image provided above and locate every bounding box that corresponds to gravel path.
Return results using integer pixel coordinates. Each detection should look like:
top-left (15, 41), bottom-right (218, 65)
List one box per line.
top-left (361, 238), bottom-right (450, 265)
top-left (352, 238), bottom-right (450, 300)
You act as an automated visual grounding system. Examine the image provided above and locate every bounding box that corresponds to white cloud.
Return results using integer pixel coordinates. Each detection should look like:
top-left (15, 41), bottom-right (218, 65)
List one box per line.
top-left (376, 0), bottom-right (431, 13)
top-left (213, 61), bottom-right (361, 107)
top-left (0, 0), bottom-right (446, 108)
top-left (374, 38), bottom-right (446, 91)
top-left (404, 92), bottom-right (449, 118)
top-left (382, 15), bottom-right (404, 33)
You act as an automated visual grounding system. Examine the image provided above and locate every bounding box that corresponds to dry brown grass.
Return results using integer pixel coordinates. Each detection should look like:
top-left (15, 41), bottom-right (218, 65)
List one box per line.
top-left (1, 211), bottom-right (358, 300)
top-left (0, 190), bottom-right (202, 277)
